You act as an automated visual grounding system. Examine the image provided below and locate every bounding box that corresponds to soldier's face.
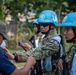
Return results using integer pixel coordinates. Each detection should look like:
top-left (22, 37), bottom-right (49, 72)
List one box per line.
top-left (40, 24), bottom-right (49, 33)
top-left (64, 27), bottom-right (74, 41)
top-left (34, 25), bottom-right (38, 33)
top-left (40, 23), bottom-right (49, 33)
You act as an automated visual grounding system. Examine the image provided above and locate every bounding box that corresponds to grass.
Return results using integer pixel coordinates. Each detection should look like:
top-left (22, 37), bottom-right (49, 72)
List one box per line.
top-left (11, 60), bottom-right (25, 68)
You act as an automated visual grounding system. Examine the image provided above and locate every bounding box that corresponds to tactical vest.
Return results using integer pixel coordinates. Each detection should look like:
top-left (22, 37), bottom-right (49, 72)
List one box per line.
top-left (70, 53), bottom-right (76, 75)
top-left (41, 35), bottom-right (63, 73)
top-left (30, 35), bottom-right (43, 75)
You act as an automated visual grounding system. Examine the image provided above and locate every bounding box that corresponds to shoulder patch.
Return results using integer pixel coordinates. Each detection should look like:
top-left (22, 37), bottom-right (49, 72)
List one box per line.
top-left (49, 39), bottom-right (55, 43)
top-left (49, 38), bottom-right (60, 44)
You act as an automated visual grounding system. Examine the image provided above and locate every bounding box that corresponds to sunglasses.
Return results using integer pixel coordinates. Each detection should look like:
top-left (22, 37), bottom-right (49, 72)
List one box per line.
top-left (40, 23), bottom-right (50, 27)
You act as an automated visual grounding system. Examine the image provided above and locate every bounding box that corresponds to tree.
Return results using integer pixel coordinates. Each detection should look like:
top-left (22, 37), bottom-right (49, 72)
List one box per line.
top-left (0, 0), bottom-right (6, 21)
top-left (1, 0), bottom-right (76, 48)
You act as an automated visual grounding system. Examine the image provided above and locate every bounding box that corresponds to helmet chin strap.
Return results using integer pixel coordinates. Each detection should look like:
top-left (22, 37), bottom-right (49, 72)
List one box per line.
top-left (66, 37), bottom-right (75, 43)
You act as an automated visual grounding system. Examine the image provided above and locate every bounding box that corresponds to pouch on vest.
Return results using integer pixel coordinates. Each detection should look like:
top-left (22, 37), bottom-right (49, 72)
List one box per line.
top-left (70, 53), bottom-right (76, 75)
top-left (45, 36), bottom-right (63, 72)
top-left (45, 56), bottom-right (52, 72)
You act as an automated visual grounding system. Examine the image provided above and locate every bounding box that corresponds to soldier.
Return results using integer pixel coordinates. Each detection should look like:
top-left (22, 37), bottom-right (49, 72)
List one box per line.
top-left (0, 20), bottom-right (36, 75)
top-left (58, 12), bottom-right (76, 75)
top-left (21, 19), bottom-right (43, 50)
top-left (28, 19), bottom-right (44, 75)
top-left (0, 21), bottom-right (36, 75)
top-left (25, 19), bottom-right (43, 48)
top-left (33, 19), bottom-right (44, 47)
top-left (4, 10), bottom-right (62, 75)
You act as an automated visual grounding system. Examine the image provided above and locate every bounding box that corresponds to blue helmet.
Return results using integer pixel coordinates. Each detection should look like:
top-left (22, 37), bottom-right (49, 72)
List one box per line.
top-left (37, 10), bottom-right (58, 26)
top-left (33, 19), bottom-right (40, 33)
top-left (61, 12), bottom-right (76, 43)
top-left (60, 12), bottom-right (76, 27)
top-left (33, 19), bottom-right (39, 25)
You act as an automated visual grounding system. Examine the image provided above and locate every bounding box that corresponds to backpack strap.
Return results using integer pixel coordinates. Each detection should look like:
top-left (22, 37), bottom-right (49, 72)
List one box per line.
top-left (59, 35), bottom-right (65, 55)
top-left (49, 35), bottom-right (62, 57)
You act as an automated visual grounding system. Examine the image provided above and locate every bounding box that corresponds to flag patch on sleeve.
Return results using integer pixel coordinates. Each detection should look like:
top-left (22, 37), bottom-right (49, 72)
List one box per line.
top-left (49, 39), bottom-right (55, 43)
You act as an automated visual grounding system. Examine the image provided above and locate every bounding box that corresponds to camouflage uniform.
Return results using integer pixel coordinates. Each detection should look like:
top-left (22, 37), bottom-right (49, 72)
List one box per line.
top-left (15, 29), bottom-right (60, 75)
top-left (34, 32), bottom-right (44, 47)
top-left (58, 44), bottom-right (76, 75)
top-left (35, 32), bottom-right (43, 42)
top-left (29, 32), bottom-right (43, 48)
top-left (66, 44), bottom-right (76, 71)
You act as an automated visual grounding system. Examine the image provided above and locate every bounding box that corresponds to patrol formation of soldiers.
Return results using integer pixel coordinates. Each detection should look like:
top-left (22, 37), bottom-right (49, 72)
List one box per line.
top-left (0, 10), bottom-right (76, 75)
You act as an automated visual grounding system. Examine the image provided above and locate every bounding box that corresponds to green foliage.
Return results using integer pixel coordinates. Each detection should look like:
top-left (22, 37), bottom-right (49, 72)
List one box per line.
top-left (5, 0), bottom-right (26, 16)
top-left (0, 0), bottom-right (76, 49)
top-left (62, 2), bottom-right (69, 7)
top-left (24, 27), bottom-right (34, 40)
top-left (65, 41), bottom-right (73, 52)
top-left (0, 0), bottom-right (6, 21)
top-left (17, 22), bottom-right (34, 39)
top-left (66, 0), bottom-right (76, 11)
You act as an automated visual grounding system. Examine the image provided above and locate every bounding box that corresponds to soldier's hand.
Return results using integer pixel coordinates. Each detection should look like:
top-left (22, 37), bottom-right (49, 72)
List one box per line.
top-left (26, 56), bottom-right (36, 66)
top-left (57, 58), bottom-right (63, 71)
top-left (21, 43), bottom-right (32, 50)
top-left (0, 46), bottom-right (14, 60)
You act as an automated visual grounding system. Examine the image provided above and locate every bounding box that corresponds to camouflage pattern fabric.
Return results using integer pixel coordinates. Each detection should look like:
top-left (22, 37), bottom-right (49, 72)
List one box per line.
top-left (29, 32), bottom-right (43, 48)
top-left (15, 29), bottom-right (60, 74)
top-left (66, 44), bottom-right (76, 69)
top-left (34, 32), bottom-right (43, 44)
top-left (58, 44), bottom-right (76, 75)
top-left (16, 29), bottom-right (59, 61)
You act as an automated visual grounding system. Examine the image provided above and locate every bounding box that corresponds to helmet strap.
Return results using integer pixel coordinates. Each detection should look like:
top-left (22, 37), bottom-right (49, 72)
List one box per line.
top-left (66, 37), bottom-right (75, 43)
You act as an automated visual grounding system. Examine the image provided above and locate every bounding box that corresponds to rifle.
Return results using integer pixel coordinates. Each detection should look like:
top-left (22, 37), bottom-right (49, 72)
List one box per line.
top-left (18, 38), bottom-right (27, 51)
top-left (29, 36), bottom-right (42, 75)
top-left (60, 35), bottom-right (69, 75)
